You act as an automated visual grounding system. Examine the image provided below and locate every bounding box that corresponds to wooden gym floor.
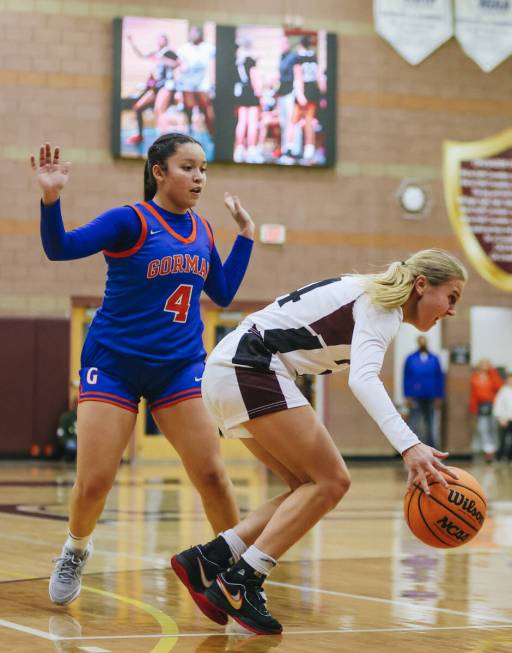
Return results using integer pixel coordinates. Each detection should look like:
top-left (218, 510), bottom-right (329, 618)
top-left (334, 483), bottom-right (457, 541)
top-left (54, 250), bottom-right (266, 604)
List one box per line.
top-left (0, 458), bottom-right (511, 652)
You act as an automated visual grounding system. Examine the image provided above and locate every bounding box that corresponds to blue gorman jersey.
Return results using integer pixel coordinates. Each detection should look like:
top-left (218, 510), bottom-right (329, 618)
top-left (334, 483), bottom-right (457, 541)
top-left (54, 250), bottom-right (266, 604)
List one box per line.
top-left (90, 201), bottom-right (213, 363)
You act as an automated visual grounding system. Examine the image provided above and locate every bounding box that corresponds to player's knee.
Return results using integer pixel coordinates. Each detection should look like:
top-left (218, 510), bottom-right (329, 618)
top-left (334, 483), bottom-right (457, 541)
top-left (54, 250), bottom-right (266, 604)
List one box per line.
top-left (194, 465), bottom-right (230, 495)
top-left (319, 469), bottom-right (351, 510)
top-left (285, 474), bottom-right (303, 491)
top-left (75, 475), bottom-right (113, 503)
top-left (281, 467), bottom-right (308, 491)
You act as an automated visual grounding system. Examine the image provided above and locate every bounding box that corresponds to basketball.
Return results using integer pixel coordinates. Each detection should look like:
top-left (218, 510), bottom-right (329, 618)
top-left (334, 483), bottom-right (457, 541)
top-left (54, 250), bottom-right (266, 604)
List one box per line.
top-left (404, 466), bottom-right (487, 548)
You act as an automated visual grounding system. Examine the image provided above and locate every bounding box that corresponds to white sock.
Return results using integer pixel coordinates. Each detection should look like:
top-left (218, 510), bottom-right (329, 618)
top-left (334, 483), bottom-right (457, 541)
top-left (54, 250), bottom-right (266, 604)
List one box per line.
top-left (220, 528), bottom-right (247, 562)
top-left (64, 531), bottom-right (91, 554)
top-left (242, 545), bottom-right (277, 576)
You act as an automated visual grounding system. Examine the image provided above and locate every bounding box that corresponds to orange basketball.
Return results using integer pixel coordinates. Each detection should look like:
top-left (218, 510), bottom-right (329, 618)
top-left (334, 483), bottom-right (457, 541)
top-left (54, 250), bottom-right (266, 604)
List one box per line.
top-left (404, 466), bottom-right (487, 548)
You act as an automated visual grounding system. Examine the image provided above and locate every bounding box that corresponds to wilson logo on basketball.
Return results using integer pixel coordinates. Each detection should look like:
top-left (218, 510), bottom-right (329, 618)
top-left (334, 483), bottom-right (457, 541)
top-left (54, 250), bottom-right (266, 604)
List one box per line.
top-left (447, 490), bottom-right (485, 525)
top-left (436, 515), bottom-right (470, 542)
top-left (404, 466), bottom-right (487, 548)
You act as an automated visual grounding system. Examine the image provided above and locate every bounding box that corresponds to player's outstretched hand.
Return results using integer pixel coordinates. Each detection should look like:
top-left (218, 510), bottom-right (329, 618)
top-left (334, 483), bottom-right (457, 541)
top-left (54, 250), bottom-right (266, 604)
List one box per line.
top-left (402, 442), bottom-right (459, 495)
top-left (224, 192), bottom-right (255, 240)
top-left (30, 143), bottom-right (71, 205)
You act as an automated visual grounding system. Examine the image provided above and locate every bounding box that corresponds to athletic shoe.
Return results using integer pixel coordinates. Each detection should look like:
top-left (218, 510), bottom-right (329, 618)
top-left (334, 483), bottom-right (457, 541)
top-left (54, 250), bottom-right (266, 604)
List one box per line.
top-left (245, 147), bottom-right (265, 164)
top-left (125, 134), bottom-right (143, 144)
top-left (278, 150), bottom-right (296, 165)
top-left (171, 545), bottom-right (230, 625)
top-left (49, 542), bottom-right (92, 606)
top-left (233, 145), bottom-right (246, 163)
top-left (203, 563), bottom-right (282, 635)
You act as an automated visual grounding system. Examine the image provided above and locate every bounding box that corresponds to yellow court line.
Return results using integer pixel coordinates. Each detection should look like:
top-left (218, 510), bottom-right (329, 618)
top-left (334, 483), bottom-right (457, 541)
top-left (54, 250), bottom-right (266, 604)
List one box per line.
top-left (82, 585), bottom-right (179, 653)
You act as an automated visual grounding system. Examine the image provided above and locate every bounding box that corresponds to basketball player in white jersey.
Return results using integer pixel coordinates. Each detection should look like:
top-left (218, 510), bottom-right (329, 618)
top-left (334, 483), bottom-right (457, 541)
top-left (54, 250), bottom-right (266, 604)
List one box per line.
top-left (171, 248), bottom-right (467, 634)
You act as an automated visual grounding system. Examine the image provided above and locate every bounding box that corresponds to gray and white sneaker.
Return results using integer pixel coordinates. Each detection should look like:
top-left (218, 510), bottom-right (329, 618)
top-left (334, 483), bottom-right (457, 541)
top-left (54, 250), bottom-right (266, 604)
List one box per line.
top-left (49, 542), bottom-right (92, 605)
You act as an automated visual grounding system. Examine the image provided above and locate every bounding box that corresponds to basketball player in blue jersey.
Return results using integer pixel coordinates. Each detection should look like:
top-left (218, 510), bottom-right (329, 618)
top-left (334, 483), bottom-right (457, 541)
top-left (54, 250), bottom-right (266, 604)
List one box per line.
top-left (30, 134), bottom-right (255, 609)
top-left (171, 249), bottom-right (467, 634)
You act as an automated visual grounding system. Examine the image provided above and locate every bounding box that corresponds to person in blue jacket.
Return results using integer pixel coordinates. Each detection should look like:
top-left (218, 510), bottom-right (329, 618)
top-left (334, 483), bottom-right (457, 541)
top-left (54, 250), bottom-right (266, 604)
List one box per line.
top-left (403, 335), bottom-right (445, 448)
top-left (30, 134), bottom-right (255, 607)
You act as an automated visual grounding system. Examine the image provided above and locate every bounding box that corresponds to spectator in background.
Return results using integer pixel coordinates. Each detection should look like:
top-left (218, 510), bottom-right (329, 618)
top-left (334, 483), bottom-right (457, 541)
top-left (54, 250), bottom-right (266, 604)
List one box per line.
top-left (275, 35), bottom-right (298, 163)
top-left (493, 372), bottom-right (512, 462)
top-left (403, 335), bottom-right (445, 448)
top-left (287, 35), bottom-right (326, 165)
top-left (232, 38), bottom-right (262, 163)
top-left (256, 81), bottom-right (280, 161)
top-left (176, 25), bottom-right (215, 136)
top-left (470, 358), bottom-right (503, 463)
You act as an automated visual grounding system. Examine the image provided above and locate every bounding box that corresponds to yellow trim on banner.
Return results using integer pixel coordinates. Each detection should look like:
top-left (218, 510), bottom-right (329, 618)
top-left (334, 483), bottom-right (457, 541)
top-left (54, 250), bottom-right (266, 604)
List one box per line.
top-left (443, 128), bottom-right (512, 292)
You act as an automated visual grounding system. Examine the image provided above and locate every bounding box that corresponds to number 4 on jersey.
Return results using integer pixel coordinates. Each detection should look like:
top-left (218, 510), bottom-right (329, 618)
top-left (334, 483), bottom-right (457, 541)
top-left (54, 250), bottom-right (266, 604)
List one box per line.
top-left (164, 284), bottom-right (193, 323)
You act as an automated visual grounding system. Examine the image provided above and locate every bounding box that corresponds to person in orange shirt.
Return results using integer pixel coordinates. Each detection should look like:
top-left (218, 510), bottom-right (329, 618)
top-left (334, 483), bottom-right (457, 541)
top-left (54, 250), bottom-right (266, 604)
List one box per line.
top-left (470, 358), bottom-right (503, 463)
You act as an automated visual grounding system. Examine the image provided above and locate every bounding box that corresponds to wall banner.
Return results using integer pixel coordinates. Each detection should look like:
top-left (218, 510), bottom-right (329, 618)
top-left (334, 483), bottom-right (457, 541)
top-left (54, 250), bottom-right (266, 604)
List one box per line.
top-left (455, 0), bottom-right (512, 72)
top-left (374, 0), bottom-right (453, 65)
top-left (444, 129), bottom-right (512, 291)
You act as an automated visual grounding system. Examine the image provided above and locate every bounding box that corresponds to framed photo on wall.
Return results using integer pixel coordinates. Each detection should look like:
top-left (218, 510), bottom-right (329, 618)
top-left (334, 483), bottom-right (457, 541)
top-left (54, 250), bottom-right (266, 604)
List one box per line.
top-left (112, 17), bottom-right (216, 160)
top-left (215, 25), bottom-right (337, 167)
top-left (112, 18), bottom-right (337, 167)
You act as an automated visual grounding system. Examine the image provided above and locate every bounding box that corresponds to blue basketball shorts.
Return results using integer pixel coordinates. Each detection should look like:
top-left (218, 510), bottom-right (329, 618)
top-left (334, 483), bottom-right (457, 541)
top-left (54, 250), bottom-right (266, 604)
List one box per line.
top-left (78, 335), bottom-right (204, 413)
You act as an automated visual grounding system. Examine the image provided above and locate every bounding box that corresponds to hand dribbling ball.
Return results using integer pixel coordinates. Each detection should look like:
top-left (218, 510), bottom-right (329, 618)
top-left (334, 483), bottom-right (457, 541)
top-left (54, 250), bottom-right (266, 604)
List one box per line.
top-left (404, 466), bottom-right (487, 548)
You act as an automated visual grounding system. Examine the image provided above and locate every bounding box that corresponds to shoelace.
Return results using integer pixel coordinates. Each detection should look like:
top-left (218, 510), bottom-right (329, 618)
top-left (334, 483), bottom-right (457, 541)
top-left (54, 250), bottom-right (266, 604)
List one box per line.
top-left (199, 545), bottom-right (234, 571)
top-left (246, 585), bottom-right (270, 615)
top-left (52, 552), bottom-right (86, 583)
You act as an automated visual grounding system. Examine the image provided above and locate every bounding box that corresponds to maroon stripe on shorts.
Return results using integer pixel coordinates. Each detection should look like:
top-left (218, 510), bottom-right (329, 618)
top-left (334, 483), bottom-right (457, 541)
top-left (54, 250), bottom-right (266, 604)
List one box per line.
top-left (235, 367), bottom-right (288, 420)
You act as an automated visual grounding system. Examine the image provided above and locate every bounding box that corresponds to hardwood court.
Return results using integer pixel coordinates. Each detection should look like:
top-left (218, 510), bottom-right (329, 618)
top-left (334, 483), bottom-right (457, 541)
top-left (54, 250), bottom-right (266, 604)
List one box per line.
top-left (0, 459), bottom-right (511, 652)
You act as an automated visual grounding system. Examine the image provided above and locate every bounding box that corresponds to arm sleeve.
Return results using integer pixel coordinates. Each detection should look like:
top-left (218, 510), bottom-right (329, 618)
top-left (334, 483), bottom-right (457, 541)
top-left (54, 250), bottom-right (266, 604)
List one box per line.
top-left (40, 199), bottom-right (141, 260)
top-left (203, 234), bottom-right (253, 307)
top-left (348, 296), bottom-right (420, 454)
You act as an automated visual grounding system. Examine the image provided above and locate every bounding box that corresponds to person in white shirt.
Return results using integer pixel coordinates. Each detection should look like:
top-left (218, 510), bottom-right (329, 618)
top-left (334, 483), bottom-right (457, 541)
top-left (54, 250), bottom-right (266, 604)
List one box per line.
top-left (493, 373), bottom-right (512, 461)
top-left (176, 25), bottom-right (215, 135)
top-left (171, 248), bottom-right (467, 635)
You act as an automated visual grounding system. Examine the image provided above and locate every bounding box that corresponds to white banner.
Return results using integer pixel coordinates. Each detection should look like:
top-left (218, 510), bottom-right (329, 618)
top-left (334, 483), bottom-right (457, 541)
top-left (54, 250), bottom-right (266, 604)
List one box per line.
top-left (455, 0), bottom-right (512, 72)
top-left (374, 0), bottom-right (453, 65)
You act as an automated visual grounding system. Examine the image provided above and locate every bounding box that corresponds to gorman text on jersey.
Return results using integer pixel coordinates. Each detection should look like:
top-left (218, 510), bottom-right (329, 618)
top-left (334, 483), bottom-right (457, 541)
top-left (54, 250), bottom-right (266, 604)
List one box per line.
top-left (146, 253), bottom-right (210, 280)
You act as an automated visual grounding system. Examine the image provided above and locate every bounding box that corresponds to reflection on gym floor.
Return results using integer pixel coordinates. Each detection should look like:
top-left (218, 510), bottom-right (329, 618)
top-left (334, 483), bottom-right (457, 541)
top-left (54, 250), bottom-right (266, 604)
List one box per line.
top-left (0, 460), bottom-right (511, 652)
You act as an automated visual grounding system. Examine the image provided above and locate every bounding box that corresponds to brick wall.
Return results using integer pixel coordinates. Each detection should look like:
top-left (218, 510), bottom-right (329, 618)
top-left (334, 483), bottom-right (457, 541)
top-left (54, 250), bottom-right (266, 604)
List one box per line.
top-left (1, 0), bottom-right (511, 453)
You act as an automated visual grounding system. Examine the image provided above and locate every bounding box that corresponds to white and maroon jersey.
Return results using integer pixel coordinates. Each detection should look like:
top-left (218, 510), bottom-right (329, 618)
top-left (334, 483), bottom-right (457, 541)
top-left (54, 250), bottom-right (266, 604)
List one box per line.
top-left (224, 275), bottom-right (419, 453)
top-left (235, 276), bottom-right (392, 375)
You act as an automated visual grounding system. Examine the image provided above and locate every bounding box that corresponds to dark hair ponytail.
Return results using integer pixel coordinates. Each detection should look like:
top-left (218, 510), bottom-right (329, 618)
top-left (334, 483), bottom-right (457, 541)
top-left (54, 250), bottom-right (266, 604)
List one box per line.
top-left (143, 160), bottom-right (156, 201)
top-left (143, 132), bottom-right (203, 201)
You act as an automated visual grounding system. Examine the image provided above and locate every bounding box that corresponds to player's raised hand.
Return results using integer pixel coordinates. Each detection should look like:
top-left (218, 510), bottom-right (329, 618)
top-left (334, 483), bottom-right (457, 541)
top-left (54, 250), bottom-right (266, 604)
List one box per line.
top-left (30, 143), bottom-right (71, 205)
top-left (402, 442), bottom-right (459, 495)
top-left (224, 192), bottom-right (255, 239)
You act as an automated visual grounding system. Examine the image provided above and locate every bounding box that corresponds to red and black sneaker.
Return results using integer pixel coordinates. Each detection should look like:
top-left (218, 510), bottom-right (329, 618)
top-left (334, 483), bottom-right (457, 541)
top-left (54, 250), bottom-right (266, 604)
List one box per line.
top-left (202, 561), bottom-right (282, 635)
top-left (125, 133), bottom-right (143, 144)
top-left (171, 544), bottom-right (230, 625)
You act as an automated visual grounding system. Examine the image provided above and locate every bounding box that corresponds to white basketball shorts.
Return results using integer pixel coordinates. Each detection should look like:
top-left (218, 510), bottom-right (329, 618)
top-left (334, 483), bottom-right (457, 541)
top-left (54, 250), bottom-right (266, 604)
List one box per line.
top-left (202, 324), bottom-right (309, 439)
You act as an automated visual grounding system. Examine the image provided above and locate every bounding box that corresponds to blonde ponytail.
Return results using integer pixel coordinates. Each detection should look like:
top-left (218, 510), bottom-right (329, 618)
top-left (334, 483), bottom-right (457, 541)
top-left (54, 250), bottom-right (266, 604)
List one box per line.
top-left (361, 249), bottom-right (467, 310)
